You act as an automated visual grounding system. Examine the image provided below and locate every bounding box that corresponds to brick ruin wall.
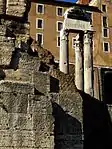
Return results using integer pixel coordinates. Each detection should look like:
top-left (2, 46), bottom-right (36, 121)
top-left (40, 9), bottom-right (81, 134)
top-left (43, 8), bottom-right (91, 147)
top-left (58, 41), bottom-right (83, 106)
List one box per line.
top-left (0, 0), bottom-right (83, 149)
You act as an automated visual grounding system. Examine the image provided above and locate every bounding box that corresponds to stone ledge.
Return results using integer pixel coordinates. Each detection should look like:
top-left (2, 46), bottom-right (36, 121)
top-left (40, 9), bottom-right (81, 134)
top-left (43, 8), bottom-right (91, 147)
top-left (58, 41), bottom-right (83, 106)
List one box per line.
top-left (0, 80), bottom-right (34, 94)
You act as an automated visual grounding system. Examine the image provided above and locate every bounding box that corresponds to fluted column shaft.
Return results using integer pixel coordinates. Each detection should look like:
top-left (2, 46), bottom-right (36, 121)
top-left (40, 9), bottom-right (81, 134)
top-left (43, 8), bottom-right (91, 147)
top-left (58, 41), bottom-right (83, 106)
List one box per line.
top-left (75, 34), bottom-right (83, 91)
top-left (59, 29), bottom-right (69, 74)
top-left (84, 31), bottom-right (93, 96)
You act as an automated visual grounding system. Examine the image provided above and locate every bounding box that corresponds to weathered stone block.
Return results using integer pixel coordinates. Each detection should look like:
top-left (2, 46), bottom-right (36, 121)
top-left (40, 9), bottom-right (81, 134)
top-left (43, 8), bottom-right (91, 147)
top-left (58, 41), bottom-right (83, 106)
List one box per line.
top-left (0, 92), bottom-right (28, 113)
top-left (0, 80), bottom-right (34, 94)
top-left (0, 0), bottom-right (5, 14)
top-left (19, 53), bottom-right (40, 71)
top-left (6, 0), bottom-right (28, 17)
top-left (34, 72), bottom-right (50, 94)
top-left (4, 69), bottom-right (33, 83)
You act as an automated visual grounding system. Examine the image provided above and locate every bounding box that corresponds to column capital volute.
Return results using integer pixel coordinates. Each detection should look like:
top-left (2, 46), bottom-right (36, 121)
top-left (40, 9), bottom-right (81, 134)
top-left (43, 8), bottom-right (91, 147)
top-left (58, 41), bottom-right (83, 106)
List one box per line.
top-left (84, 30), bottom-right (93, 37)
top-left (84, 31), bottom-right (93, 44)
top-left (74, 41), bottom-right (82, 52)
top-left (74, 40), bottom-right (80, 44)
top-left (60, 29), bottom-right (68, 41)
top-left (64, 29), bottom-right (69, 36)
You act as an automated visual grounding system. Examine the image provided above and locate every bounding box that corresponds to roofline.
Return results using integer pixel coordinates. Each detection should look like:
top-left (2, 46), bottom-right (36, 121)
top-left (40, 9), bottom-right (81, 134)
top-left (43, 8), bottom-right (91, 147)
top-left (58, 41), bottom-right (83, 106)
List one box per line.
top-left (31, 0), bottom-right (101, 12)
top-left (31, 0), bottom-right (75, 7)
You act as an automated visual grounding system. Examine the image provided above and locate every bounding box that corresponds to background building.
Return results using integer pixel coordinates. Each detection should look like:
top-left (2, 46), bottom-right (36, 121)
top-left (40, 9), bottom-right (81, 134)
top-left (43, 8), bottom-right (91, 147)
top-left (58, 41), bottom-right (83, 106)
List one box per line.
top-left (29, 0), bottom-right (112, 67)
top-left (28, 0), bottom-right (77, 63)
top-left (29, 0), bottom-right (112, 101)
top-left (87, 0), bottom-right (112, 101)
top-left (77, 0), bottom-right (112, 67)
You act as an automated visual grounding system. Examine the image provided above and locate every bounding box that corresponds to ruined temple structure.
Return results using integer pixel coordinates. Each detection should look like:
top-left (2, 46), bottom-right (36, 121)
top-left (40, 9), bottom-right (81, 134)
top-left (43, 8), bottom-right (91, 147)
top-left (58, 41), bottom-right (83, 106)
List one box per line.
top-left (0, 0), bottom-right (112, 149)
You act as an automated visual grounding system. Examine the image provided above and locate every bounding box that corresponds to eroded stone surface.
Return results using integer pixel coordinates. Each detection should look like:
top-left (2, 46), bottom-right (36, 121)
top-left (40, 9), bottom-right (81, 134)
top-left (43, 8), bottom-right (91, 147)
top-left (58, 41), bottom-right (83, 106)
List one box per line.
top-left (0, 0), bottom-right (30, 17)
top-left (0, 1), bottom-right (83, 149)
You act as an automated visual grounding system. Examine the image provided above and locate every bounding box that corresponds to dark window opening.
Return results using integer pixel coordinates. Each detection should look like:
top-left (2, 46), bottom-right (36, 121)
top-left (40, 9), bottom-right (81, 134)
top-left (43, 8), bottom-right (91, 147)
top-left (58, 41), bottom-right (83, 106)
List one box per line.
top-left (104, 42), bottom-right (109, 52)
top-left (57, 8), bottom-right (63, 16)
top-left (38, 19), bottom-right (43, 28)
top-left (37, 34), bottom-right (42, 45)
top-left (103, 28), bottom-right (108, 37)
top-left (103, 71), bottom-right (112, 104)
top-left (103, 16), bottom-right (107, 27)
top-left (37, 4), bottom-right (44, 13)
top-left (58, 22), bottom-right (63, 31)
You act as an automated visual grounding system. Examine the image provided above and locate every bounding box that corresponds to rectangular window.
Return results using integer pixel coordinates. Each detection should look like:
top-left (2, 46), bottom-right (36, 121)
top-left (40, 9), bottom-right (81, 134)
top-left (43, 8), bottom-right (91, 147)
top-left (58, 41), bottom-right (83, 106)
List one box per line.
top-left (36, 33), bottom-right (43, 45)
top-left (36, 4), bottom-right (44, 14)
top-left (102, 5), bottom-right (106, 12)
top-left (56, 7), bottom-right (63, 16)
top-left (103, 42), bottom-right (110, 52)
top-left (36, 18), bottom-right (43, 29)
top-left (57, 21), bottom-right (63, 32)
top-left (103, 28), bottom-right (109, 37)
top-left (57, 36), bottom-right (60, 47)
top-left (103, 16), bottom-right (107, 27)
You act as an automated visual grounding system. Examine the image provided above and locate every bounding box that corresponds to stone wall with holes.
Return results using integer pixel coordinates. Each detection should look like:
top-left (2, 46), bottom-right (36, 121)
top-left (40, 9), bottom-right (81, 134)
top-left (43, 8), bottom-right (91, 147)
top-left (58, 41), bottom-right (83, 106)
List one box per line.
top-left (0, 46), bottom-right (83, 149)
top-left (0, 0), bottom-right (83, 149)
top-left (0, 80), bottom-right (83, 149)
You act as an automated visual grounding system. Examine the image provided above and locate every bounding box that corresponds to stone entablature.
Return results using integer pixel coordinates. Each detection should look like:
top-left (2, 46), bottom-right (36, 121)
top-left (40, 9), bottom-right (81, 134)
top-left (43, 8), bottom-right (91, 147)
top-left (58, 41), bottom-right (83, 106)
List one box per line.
top-left (60, 6), bottom-right (94, 96)
top-left (64, 18), bottom-right (93, 31)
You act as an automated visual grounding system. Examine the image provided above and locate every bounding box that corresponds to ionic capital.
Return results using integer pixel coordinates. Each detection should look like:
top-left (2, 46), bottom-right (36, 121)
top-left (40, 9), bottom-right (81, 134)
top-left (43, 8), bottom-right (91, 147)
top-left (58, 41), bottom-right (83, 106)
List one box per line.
top-left (60, 29), bottom-right (68, 41)
top-left (74, 34), bottom-right (83, 52)
top-left (84, 31), bottom-right (93, 44)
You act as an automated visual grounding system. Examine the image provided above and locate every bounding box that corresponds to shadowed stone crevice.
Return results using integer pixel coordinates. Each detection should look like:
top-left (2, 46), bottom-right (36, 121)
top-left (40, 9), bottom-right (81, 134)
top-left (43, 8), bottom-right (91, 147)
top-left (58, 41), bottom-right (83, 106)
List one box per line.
top-left (50, 76), bottom-right (59, 93)
top-left (39, 61), bottom-right (50, 72)
top-left (0, 101), bottom-right (8, 113)
top-left (101, 68), bottom-right (112, 104)
top-left (0, 69), bottom-right (6, 80)
top-left (52, 101), bottom-right (83, 149)
top-left (34, 88), bottom-right (45, 96)
top-left (9, 48), bottom-right (21, 70)
top-left (23, 0), bottom-right (31, 21)
top-left (5, 27), bottom-right (16, 38)
top-left (78, 89), bottom-right (112, 149)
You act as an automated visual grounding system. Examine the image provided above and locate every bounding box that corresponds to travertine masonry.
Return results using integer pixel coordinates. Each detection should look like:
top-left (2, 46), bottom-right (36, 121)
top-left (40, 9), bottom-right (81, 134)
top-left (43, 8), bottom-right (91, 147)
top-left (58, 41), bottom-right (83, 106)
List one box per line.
top-left (0, 0), bottom-right (83, 149)
top-left (0, 0), bottom-right (28, 17)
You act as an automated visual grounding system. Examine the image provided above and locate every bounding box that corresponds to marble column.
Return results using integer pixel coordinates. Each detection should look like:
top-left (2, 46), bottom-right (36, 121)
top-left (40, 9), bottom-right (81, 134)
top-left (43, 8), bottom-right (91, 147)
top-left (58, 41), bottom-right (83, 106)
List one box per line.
top-left (59, 29), bottom-right (69, 74)
top-left (84, 31), bottom-right (93, 96)
top-left (74, 34), bottom-right (83, 91)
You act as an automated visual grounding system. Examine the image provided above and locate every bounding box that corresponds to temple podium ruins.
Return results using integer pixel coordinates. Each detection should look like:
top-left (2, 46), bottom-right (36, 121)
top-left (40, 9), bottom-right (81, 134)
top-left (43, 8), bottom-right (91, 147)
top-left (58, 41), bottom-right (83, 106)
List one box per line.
top-left (60, 6), bottom-right (94, 96)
